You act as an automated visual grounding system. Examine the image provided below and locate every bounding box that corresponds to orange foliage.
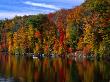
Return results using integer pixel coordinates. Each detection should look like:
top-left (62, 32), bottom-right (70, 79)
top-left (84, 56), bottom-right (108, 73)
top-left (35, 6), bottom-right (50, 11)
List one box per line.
top-left (44, 44), bottom-right (49, 52)
top-left (35, 31), bottom-right (41, 38)
top-left (83, 44), bottom-right (92, 55)
top-left (35, 44), bottom-right (39, 51)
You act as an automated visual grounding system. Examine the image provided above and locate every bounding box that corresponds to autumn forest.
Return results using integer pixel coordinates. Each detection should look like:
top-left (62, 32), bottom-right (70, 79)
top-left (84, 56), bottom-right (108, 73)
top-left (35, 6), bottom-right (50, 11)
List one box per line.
top-left (0, 0), bottom-right (110, 57)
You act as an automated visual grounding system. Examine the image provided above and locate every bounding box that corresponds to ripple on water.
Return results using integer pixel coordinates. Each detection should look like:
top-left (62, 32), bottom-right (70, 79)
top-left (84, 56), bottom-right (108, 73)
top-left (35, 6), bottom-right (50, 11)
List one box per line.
top-left (0, 77), bottom-right (15, 82)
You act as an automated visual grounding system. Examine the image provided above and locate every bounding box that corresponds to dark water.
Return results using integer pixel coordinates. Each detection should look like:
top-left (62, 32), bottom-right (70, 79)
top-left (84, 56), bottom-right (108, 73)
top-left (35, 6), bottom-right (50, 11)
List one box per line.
top-left (0, 55), bottom-right (110, 82)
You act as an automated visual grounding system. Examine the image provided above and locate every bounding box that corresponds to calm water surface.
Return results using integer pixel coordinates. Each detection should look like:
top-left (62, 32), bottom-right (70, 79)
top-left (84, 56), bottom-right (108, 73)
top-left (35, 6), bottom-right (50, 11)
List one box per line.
top-left (0, 54), bottom-right (110, 82)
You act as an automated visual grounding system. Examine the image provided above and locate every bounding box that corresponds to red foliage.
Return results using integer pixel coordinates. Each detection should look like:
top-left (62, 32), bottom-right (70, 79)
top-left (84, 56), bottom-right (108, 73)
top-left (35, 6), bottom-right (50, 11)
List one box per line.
top-left (35, 31), bottom-right (41, 38)
top-left (48, 13), bottom-right (54, 22)
top-left (68, 47), bottom-right (73, 53)
top-left (60, 31), bottom-right (64, 46)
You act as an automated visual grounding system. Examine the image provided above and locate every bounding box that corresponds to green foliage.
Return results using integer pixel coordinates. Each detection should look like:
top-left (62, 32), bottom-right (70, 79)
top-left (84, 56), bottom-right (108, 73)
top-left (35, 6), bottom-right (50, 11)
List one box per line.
top-left (27, 14), bottom-right (48, 29)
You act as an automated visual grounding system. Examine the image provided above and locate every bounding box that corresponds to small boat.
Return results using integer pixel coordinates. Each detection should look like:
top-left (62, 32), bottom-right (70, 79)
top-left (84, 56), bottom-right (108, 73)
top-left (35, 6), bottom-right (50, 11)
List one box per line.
top-left (49, 54), bottom-right (55, 58)
top-left (32, 55), bottom-right (38, 59)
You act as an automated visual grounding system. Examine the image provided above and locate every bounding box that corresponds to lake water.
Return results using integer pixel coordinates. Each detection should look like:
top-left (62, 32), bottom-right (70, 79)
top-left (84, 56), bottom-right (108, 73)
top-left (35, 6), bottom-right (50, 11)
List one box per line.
top-left (0, 54), bottom-right (110, 82)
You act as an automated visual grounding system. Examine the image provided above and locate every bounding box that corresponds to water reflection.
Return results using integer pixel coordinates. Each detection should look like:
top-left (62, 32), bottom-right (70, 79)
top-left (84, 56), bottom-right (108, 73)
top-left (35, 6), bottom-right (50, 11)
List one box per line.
top-left (0, 54), bottom-right (110, 82)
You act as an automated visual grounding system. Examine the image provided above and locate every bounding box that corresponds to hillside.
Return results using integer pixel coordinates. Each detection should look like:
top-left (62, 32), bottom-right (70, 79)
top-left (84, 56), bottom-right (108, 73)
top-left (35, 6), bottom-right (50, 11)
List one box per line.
top-left (0, 0), bottom-right (110, 56)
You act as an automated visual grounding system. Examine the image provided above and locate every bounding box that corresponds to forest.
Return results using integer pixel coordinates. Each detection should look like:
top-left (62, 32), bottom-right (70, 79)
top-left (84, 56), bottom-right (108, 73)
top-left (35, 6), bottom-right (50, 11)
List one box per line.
top-left (0, 0), bottom-right (110, 57)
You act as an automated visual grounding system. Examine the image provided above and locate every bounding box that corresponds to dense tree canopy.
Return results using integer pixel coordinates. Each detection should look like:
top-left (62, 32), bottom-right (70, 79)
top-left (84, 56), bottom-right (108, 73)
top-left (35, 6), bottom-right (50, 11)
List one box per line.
top-left (0, 0), bottom-right (110, 56)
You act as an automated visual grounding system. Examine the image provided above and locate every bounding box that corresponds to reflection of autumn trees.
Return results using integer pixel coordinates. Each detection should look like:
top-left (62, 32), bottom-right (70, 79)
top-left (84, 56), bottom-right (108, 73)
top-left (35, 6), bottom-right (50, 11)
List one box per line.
top-left (0, 54), bottom-right (110, 82)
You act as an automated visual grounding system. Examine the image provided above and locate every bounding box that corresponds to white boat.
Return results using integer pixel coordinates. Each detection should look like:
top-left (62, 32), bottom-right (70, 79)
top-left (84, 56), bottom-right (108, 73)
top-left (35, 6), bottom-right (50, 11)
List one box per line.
top-left (33, 55), bottom-right (38, 59)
